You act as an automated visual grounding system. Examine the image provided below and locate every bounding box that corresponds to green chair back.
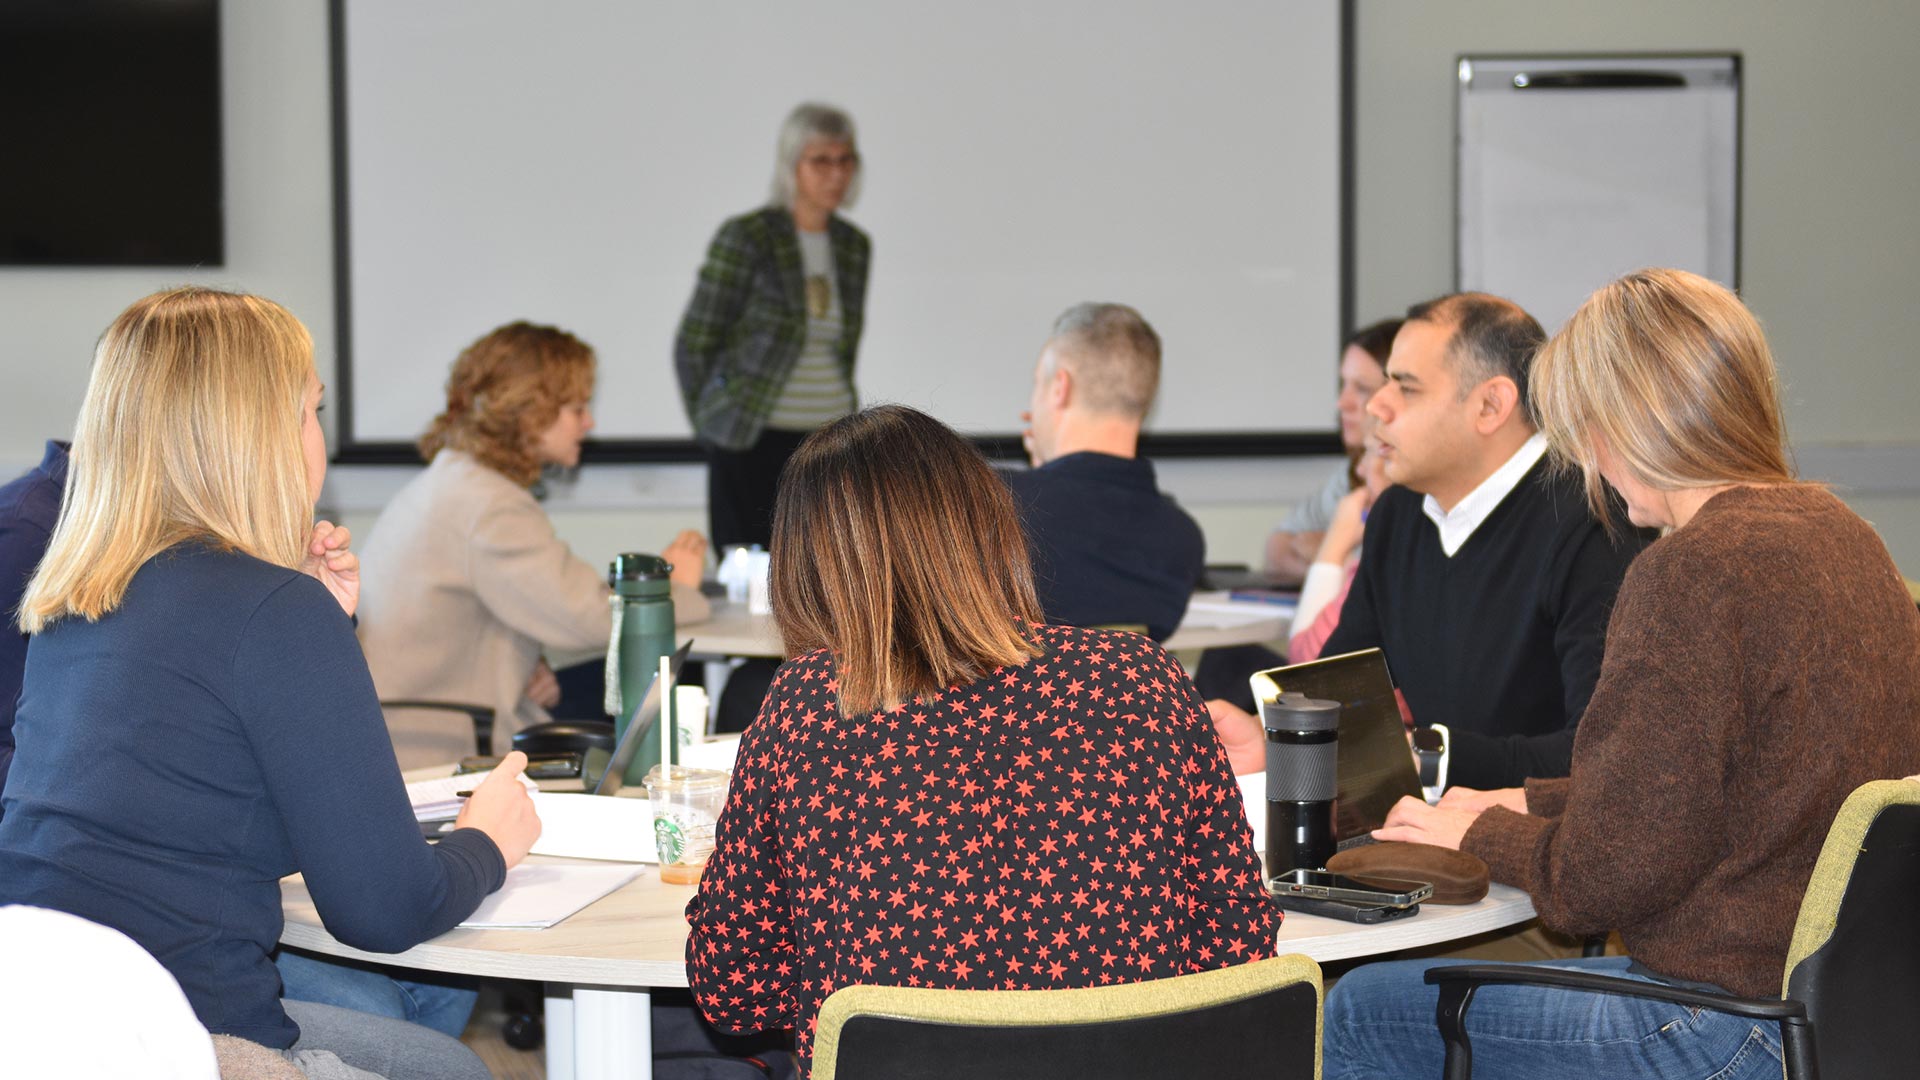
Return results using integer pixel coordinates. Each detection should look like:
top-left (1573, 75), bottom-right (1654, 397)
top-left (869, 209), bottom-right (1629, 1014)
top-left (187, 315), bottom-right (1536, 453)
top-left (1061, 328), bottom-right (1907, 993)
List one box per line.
top-left (1782, 777), bottom-right (1920, 1080)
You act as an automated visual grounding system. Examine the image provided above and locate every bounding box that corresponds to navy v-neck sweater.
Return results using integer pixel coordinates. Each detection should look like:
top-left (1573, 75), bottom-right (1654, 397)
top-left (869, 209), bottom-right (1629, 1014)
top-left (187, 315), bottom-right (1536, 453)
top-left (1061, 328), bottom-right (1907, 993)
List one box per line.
top-left (0, 543), bottom-right (504, 1047)
top-left (1322, 461), bottom-right (1650, 789)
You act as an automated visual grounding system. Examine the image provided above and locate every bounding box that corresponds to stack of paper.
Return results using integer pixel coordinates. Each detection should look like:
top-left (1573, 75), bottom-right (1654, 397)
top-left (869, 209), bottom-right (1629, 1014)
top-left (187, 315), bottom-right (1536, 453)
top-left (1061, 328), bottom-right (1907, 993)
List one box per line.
top-left (680, 735), bottom-right (741, 773)
top-left (406, 772), bottom-right (538, 823)
top-left (458, 863), bottom-right (642, 929)
top-left (527, 792), bottom-right (656, 863)
top-left (1184, 594), bottom-right (1298, 625)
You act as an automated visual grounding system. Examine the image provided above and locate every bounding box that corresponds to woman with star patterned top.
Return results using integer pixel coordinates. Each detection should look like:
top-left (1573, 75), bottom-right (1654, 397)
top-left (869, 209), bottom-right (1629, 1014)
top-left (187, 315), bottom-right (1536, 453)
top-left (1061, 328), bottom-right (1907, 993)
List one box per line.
top-left (685, 405), bottom-right (1281, 1075)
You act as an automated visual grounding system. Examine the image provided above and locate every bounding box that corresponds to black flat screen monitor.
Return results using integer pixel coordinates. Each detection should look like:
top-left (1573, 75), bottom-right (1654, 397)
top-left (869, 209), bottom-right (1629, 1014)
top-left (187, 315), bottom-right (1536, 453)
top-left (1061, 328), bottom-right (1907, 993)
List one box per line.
top-left (0, 0), bottom-right (223, 266)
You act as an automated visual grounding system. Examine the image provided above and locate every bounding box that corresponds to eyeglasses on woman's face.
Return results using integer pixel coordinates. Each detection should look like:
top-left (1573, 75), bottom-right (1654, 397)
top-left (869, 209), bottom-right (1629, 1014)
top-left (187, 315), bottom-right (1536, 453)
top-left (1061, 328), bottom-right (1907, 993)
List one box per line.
top-left (800, 150), bottom-right (860, 172)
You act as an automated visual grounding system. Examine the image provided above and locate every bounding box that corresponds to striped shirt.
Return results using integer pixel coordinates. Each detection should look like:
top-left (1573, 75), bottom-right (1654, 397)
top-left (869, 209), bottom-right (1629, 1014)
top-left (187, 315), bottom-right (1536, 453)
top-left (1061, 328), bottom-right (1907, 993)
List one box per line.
top-left (765, 228), bottom-right (856, 431)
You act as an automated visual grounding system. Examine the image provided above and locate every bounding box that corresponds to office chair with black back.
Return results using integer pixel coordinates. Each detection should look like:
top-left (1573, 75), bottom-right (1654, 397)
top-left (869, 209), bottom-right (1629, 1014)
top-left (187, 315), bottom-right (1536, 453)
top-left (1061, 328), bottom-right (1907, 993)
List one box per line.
top-left (1424, 778), bottom-right (1920, 1080)
top-left (379, 700), bottom-right (496, 757)
top-left (378, 700), bottom-right (616, 762)
top-left (811, 954), bottom-right (1324, 1080)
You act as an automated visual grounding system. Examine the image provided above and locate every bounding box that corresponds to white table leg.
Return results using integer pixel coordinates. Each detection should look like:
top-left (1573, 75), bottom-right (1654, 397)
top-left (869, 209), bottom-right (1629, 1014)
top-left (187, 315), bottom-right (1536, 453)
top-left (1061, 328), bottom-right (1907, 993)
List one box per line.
top-left (544, 983), bottom-right (652, 1080)
top-left (544, 985), bottom-right (575, 1080)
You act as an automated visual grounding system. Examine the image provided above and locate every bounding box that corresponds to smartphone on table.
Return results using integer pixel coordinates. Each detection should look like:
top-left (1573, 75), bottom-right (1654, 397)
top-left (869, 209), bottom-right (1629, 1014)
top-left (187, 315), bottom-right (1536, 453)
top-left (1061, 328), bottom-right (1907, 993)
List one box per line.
top-left (1272, 893), bottom-right (1422, 924)
top-left (1269, 868), bottom-right (1433, 908)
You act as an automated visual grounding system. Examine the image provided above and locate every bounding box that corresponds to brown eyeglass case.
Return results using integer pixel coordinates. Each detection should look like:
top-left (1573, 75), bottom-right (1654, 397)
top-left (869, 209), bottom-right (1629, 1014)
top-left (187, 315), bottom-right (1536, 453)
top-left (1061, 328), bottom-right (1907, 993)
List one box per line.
top-left (1327, 842), bottom-right (1491, 905)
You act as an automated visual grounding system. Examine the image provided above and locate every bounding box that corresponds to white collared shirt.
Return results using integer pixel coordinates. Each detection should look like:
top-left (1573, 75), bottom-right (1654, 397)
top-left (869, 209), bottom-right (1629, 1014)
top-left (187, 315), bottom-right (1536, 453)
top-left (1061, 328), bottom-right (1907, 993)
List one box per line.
top-left (1421, 433), bottom-right (1550, 557)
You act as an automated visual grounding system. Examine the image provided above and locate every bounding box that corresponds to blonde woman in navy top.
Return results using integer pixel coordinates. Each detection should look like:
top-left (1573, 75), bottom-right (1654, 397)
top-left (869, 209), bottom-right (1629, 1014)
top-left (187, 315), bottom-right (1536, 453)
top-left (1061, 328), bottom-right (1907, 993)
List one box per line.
top-left (0, 288), bottom-right (540, 1080)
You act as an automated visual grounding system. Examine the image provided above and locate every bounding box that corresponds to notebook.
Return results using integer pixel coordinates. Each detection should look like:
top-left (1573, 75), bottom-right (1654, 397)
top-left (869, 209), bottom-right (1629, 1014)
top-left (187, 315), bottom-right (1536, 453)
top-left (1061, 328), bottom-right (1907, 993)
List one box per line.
top-left (1251, 648), bottom-right (1425, 845)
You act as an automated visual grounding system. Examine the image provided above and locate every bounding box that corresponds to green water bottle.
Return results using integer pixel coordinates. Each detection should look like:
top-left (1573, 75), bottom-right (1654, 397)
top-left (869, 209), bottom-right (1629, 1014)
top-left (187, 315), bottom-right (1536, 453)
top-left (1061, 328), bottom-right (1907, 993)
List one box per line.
top-left (609, 552), bottom-right (676, 785)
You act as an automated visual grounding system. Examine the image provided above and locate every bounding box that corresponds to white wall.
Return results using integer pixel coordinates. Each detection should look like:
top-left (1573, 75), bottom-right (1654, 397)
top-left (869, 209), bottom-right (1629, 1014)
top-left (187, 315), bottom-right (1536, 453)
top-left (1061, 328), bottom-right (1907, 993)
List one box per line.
top-left (0, 0), bottom-right (1329, 572)
top-left (0, 1), bottom-right (336, 464)
top-left (5, 1), bottom-right (1919, 573)
top-left (1354, 0), bottom-right (1920, 569)
top-left (338, 0), bottom-right (1342, 442)
top-left (321, 456), bottom-right (1342, 577)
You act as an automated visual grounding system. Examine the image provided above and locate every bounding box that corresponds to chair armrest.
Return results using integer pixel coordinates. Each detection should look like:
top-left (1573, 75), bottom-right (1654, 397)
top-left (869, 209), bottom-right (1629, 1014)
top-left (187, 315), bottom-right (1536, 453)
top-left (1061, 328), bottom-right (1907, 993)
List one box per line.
top-left (1423, 964), bottom-right (1815, 1080)
top-left (380, 700), bottom-right (497, 757)
top-left (1423, 964), bottom-right (1806, 1020)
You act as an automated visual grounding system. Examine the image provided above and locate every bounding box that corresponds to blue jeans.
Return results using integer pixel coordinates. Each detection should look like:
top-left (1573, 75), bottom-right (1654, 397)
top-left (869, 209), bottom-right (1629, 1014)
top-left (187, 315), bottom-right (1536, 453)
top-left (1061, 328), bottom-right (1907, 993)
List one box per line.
top-left (276, 950), bottom-right (480, 1039)
top-left (283, 999), bottom-right (489, 1080)
top-left (1324, 956), bottom-right (1784, 1080)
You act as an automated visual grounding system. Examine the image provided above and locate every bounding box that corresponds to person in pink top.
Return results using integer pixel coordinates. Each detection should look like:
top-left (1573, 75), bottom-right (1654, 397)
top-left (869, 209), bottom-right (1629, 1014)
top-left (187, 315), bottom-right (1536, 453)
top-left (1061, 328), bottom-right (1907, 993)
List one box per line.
top-left (1287, 424), bottom-right (1390, 664)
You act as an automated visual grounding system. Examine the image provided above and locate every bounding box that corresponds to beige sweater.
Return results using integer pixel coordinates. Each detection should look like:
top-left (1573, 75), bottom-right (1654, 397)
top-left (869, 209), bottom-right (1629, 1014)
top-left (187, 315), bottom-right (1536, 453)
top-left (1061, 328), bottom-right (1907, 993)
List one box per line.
top-left (356, 450), bottom-right (709, 769)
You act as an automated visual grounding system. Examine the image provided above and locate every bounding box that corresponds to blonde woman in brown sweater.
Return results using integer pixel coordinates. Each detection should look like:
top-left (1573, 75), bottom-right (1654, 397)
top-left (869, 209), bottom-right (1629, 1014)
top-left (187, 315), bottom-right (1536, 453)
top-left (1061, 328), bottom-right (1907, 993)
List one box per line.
top-left (1323, 268), bottom-right (1920, 1080)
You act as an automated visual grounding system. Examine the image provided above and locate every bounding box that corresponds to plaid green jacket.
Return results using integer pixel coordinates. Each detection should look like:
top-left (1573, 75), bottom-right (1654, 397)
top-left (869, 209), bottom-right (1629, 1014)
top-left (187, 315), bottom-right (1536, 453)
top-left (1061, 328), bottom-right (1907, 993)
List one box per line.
top-left (673, 207), bottom-right (870, 450)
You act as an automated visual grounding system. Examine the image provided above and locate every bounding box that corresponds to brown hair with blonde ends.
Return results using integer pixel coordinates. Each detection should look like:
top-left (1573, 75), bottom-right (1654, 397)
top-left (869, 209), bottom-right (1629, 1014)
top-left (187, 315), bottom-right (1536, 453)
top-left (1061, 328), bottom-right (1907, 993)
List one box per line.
top-left (1530, 267), bottom-right (1797, 525)
top-left (419, 321), bottom-right (596, 486)
top-left (770, 405), bottom-right (1043, 716)
top-left (19, 288), bottom-right (316, 633)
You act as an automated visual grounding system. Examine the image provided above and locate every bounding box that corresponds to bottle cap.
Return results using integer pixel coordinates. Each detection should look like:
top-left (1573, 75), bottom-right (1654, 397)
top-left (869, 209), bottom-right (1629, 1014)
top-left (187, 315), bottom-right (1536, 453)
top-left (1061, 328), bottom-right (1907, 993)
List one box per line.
top-left (610, 553), bottom-right (674, 596)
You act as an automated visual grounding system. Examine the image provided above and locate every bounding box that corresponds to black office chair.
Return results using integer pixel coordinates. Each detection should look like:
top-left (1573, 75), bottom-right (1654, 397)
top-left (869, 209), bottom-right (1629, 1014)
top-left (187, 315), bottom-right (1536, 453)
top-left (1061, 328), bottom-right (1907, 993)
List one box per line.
top-left (811, 954), bottom-right (1323, 1080)
top-left (378, 699), bottom-right (618, 760)
top-left (1425, 778), bottom-right (1920, 1080)
top-left (379, 700), bottom-right (495, 756)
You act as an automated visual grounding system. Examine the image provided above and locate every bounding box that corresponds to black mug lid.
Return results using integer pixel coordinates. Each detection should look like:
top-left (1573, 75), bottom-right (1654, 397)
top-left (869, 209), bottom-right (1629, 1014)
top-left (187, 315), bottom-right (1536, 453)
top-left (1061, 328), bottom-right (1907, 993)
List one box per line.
top-left (1258, 692), bottom-right (1341, 733)
top-left (609, 552), bottom-right (671, 586)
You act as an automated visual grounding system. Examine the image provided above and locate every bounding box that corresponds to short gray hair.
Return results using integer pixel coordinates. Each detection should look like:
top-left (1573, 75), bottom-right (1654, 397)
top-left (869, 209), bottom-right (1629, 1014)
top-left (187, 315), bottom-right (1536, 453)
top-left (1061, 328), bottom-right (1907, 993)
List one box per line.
top-left (1044, 303), bottom-right (1162, 419)
top-left (768, 103), bottom-right (862, 210)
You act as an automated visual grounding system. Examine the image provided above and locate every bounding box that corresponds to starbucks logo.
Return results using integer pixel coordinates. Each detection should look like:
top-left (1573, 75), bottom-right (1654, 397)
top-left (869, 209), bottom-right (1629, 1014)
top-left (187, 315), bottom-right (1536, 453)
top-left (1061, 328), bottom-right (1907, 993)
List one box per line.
top-left (654, 817), bottom-right (686, 863)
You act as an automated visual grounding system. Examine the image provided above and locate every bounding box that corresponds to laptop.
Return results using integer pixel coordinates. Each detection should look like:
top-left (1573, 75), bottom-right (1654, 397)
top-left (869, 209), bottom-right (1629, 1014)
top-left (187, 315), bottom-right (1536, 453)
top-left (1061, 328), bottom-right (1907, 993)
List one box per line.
top-left (1252, 648), bottom-right (1424, 846)
top-left (585, 639), bottom-right (695, 796)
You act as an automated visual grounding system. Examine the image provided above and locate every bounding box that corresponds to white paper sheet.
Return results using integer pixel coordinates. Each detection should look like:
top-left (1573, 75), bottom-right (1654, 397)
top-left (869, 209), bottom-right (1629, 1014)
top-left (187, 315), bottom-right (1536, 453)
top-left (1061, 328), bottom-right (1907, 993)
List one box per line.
top-left (526, 792), bottom-right (657, 863)
top-left (1180, 600), bottom-right (1297, 628)
top-left (680, 736), bottom-right (741, 773)
top-left (457, 863), bottom-right (642, 930)
top-left (1238, 771), bottom-right (1267, 854)
top-left (406, 771), bottom-right (538, 823)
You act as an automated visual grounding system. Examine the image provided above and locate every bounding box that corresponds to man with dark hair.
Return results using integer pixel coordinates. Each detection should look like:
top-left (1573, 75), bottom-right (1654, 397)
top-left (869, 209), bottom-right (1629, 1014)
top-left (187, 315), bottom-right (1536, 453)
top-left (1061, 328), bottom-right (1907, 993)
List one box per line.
top-left (1004, 303), bottom-right (1204, 641)
top-left (1212, 293), bottom-right (1651, 791)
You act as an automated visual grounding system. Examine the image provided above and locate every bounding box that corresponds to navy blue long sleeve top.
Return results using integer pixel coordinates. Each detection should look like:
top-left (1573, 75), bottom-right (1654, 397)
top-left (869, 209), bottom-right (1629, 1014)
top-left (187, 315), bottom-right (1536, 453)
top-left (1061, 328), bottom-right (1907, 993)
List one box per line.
top-left (0, 542), bottom-right (505, 1047)
top-left (1002, 453), bottom-right (1205, 641)
top-left (0, 440), bottom-right (69, 806)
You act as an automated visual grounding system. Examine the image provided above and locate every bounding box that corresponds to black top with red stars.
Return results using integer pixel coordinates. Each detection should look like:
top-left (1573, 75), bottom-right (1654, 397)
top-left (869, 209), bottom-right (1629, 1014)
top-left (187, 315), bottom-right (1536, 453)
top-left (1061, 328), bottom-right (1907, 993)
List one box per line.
top-left (685, 624), bottom-right (1281, 1074)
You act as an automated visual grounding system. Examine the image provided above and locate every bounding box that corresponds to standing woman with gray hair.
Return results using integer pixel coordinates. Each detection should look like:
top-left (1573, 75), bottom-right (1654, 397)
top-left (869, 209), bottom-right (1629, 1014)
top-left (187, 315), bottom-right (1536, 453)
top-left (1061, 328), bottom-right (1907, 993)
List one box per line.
top-left (675, 102), bottom-right (871, 550)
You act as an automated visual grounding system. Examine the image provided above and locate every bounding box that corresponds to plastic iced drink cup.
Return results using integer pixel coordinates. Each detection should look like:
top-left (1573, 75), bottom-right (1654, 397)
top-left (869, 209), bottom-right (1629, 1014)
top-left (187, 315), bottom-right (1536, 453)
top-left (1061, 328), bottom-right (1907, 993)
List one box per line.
top-left (643, 764), bottom-right (729, 885)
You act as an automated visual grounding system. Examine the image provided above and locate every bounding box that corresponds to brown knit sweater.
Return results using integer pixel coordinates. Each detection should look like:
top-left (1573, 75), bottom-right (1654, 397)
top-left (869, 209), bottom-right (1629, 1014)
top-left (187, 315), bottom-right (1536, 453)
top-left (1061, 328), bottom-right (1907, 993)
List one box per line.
top-left (1464, 484), bottom-right (1920, 999)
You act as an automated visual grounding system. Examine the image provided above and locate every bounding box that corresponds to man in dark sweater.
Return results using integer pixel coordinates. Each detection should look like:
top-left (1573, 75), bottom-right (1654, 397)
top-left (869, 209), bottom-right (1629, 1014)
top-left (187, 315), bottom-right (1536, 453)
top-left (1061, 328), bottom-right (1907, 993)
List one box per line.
top-left (0, 440), bottom-right (69, 811)
top-left (1212, 295), bottom-right (1649, 791)
top-left (1329, 294), bottom-right (1651, 789)
top-left (1002, 303), bottom-right (1204, 641)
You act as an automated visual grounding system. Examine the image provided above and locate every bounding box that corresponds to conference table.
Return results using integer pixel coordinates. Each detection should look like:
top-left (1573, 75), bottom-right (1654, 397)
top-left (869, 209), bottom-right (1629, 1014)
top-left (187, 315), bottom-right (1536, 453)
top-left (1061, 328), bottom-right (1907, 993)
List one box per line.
top-left (685, 592), bottom-right (1293, 659)
top-left (294, 594), bottom-right (1373, 1078)
top-left (280, 859), bottom-right (1534, 1080)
